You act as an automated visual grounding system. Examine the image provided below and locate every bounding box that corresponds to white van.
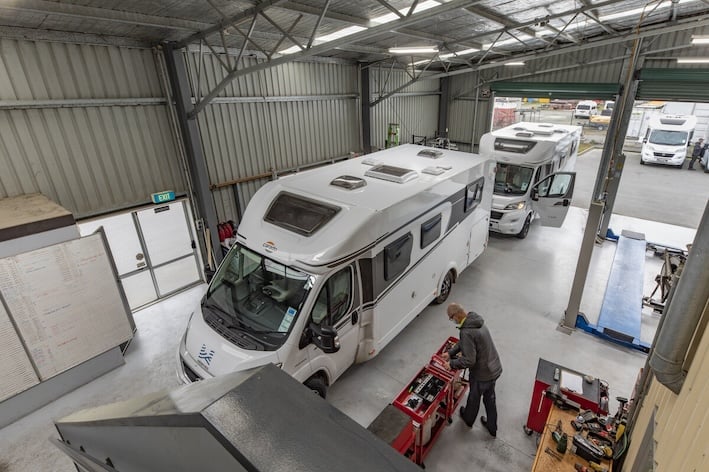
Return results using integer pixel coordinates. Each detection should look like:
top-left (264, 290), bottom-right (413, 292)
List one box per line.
top-left (177, 145), bottom-right (576, 396)
top-left (575, 100), bottom-right (598, 119)
top-left (479, 122), bottom-right (582, 238)
top-left (640, 114), bottom-right (697, 168)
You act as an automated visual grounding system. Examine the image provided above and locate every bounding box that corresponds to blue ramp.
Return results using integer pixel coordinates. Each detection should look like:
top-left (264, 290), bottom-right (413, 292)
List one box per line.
top-left (577, 230), bottom-right (651, 353)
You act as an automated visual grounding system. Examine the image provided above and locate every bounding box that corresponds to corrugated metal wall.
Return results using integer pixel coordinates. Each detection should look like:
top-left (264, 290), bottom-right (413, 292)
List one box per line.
top-left (369, 69), bottom-right (440, 150)
top-left (448, 72), bottom-right (491, 152)
top-left (184, 52), bottom-right (360, 221)
top-left (0, 39), bottom-right (185, 218)
top-left (623, 302), bottom-right (709, 471)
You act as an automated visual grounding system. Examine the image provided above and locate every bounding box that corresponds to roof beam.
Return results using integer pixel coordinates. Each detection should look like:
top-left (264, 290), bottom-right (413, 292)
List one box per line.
top-left (176, 0), bottom-right (287, 48)
top-left (188, 0), bottom-right (484, 116)
top-left (0, 0), bottom-right (209, 32)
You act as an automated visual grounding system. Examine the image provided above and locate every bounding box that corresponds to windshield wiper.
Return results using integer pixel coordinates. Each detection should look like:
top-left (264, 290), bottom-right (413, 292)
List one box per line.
top-left (203, 302), bottom-right (241, 327)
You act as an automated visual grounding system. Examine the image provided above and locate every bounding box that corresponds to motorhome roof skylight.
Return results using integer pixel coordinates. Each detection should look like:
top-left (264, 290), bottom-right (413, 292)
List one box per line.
top-left (515, 131), bottom-right (534, 138)
top-left (659, 117), bottom-right (688, 125)
top-left (330, 175), bottom-right (367, 190)
top-left (417, 149), bottom-right (443, 158)
top-left (494, 138), bottom-right (536, 154)
top-left (264, 192), bottom-right (340, 236)
top-left (365, 164), bottom-right (418, 183)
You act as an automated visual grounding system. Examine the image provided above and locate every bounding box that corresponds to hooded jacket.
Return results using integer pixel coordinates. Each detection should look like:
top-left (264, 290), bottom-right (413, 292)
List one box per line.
top-left (448, 311), bottom-right (503, 381)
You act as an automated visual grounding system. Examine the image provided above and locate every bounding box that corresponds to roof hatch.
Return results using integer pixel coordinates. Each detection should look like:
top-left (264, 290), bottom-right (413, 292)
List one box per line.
top-left (365, 164), bottom-right (418, 184)
top-left (417, 148), bottom-right (443, 158)
top-left (660, 117), bottom-right (688, 126)
top-left (330, 175), bottom-right (366, 190)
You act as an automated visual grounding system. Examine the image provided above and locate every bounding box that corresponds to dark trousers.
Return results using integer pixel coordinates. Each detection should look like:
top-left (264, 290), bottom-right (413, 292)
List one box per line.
top-left (462, 378), bottom-right (498, 432)
top-left (689, 155), bottom-right (699, 169)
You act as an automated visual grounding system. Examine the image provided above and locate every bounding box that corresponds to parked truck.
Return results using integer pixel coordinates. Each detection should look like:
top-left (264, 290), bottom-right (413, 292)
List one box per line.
top-left (177, 144), bottom-right (576, 396)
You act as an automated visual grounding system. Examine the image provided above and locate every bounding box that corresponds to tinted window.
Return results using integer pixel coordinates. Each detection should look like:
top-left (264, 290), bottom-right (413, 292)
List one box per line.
top-left (465, 178), bottom-right (485, 212)
top-left (264, 193), bottom-right (340, 236)
top-left (420, 214), bottom-right (442, 249)
top-left (384, 233), bottom-right (413, 281)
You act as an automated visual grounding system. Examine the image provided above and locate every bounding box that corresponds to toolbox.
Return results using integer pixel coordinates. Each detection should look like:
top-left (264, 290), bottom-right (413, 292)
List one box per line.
top-left (368, 337), bottom-right (468, 466)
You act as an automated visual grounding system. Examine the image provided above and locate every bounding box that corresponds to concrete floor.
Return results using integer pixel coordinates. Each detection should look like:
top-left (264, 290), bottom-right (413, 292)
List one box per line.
top-left (0, 205), bottom-right (696, 472)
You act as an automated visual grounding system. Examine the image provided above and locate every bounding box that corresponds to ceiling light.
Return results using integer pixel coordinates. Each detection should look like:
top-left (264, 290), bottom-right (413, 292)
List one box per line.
top-left (599, 0), bottom-right (698, 22)
top-left (691, 36), bottom-right (709, 45)
top-left (389, 46), bottom-right (439, 54)
top-left (504, 62), bottom-right (525, 66)
top-left (371, 0), bottom-right (441, 25)
top-left (677, 58), bottom-right (709, 63)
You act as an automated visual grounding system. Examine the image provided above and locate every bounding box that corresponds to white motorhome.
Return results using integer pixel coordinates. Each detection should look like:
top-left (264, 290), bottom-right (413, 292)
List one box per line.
top-left (575, 100), bottom-right (598, 119)
top-left (640, 114), bottom-right (697, 168)
top-left (479, 122), bottom-right (582, 238)
top-left (177, 145), bottom-right (575, 396)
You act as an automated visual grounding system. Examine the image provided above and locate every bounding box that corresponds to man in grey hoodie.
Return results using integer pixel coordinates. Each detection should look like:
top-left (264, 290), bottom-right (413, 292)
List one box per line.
top-left (442, 303), bottom-right (503, 437)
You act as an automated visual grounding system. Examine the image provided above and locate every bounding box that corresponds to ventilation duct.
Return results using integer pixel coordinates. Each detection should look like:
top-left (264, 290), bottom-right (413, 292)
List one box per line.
top-left (649, 202), bottom-right (709, 394)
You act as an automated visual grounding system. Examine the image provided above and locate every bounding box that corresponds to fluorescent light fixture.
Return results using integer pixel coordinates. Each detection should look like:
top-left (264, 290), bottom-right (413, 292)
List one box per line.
top-left (371, 0), bottom-right (441, 25)
top-left (504, 62), bottom-right (525, 66)
top-left (482, 34), bottom-right (534, 50)
top-left (599, 0), bottom-right (698, 22)
top-left (691, 36), bottom-right (709, 45)
top-left (389, 46), bottom-right (439, 54)
top-left (279, 25), bottom-right (366, 55)
top-left (440, 48), bottom-right (479, 59)
top-left (677, 57), bottom-right (709, 63)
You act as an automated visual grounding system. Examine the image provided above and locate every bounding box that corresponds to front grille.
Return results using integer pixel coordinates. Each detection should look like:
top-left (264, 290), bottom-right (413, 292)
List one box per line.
top-left (490, 211), bottom-right (503, 220)
top-left (182, 361), bottom-right (200, 382)
top-left (653, 152), bottom-right (674, 158)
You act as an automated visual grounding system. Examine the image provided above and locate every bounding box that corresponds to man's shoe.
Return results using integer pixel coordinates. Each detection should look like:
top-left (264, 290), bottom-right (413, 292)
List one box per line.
top-left (459, 407), bottom-right (473, 428)
top-left (481, 416), bottom-right (497, 437)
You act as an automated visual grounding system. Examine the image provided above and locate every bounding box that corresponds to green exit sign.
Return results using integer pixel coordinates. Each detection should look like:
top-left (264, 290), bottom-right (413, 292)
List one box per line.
top-left (151, 190), bottom-right (175, 204)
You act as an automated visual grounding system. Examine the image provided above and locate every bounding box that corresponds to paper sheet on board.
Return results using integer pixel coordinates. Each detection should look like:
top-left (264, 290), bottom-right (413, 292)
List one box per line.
top-left (560, 370), bottom-right (583, 393)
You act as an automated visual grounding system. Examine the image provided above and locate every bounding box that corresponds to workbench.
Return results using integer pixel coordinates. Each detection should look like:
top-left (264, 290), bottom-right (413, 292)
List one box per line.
top-left (531, 404), bottom-right (613, 472)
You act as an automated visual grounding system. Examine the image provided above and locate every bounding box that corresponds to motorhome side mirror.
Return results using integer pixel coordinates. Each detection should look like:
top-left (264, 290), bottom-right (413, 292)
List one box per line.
top-left (643, 138), bottom-right (648, 144)
top-left (531, 188), bottom-right (539, 201)
top-left (312, 325), bottom-right (340, 353)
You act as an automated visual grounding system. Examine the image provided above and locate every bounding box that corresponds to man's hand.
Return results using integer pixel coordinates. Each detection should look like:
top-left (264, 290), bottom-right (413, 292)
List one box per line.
top-left (441, 352), bottom-right (450, 361)
top-left (445, 361), bottom-right (452, 370)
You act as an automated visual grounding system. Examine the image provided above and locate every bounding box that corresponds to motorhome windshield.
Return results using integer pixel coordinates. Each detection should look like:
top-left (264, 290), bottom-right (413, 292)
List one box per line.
top-left (203, 244), bottom-right (312, 349)
top-left (494, 163), bottom-right (535, 196)
top-left (648, 129), bottom-right (689, 146)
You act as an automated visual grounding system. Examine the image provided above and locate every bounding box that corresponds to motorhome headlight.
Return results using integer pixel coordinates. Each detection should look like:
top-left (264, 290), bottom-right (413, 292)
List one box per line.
top-left (504, 201), bottom-right (525, 210)
top-left (676, 147), bottom-right (687, 154)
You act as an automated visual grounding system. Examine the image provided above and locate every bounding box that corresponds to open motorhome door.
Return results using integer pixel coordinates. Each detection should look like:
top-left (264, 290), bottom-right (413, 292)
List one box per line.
top-left (531, 172), bottom-right (576, 228)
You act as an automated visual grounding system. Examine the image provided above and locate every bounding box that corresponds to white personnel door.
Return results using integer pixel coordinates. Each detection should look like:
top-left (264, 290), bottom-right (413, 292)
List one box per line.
top-left (79, 199), bottom-right (202, 310)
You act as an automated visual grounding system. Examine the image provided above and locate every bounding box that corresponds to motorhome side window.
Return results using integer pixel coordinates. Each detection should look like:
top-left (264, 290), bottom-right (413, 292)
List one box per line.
top-left (384, 233), bottom-right (413, 281)
top-left (464, 178), bottom-right (484, 212)
top-left (264, 192), bottom-right (340, 236)
top-left (311, 268), bottom-right (352, 326)
top-left (420, 214), bottom-right (442, 249)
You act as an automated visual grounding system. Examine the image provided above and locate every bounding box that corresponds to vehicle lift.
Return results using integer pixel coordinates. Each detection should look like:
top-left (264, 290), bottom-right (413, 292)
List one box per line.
top-left (368, 337), bottom-right (469, 467)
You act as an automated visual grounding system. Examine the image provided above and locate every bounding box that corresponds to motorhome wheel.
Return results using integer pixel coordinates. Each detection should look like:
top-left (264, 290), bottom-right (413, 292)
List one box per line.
top-left (516, 214), bottom-right (532, 239)
top-left (433, 271), bottom-right (454, 305)
top-left (305, 376), bottom-right (328, 398)
top-left (640, 159), bottom-right (645, 165)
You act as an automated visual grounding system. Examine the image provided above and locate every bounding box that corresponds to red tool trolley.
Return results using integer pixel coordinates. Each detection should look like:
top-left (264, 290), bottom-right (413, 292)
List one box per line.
top-left (368, 337), bottom-right (468, 467)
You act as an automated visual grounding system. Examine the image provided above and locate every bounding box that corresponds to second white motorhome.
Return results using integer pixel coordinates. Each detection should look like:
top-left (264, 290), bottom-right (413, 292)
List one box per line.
top-left (640, 114), bottom-right (697, 168)
top-left (177, 144), bottom-right (576, 396)
top-left (479, 122), bottom-right (582, 238)
top-left (575, 100), bottom-right (598, 119)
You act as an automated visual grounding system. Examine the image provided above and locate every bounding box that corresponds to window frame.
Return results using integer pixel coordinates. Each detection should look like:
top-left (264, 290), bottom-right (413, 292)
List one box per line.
top-left (384, 233), bottom-right (413, 281)
top-left (420, 214), bottom-right (442, 249)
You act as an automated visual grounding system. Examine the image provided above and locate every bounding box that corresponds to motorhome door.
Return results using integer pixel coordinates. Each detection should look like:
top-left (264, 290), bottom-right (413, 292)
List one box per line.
top-left (305, 264), bottom-right (360, 380)
top-left (532, 172), bottom-right (576, 228)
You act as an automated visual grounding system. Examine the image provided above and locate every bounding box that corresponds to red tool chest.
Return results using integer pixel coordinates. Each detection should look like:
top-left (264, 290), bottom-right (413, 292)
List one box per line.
top-left (524, 358), bottom-right (607, 435)
top-left (368, 337), bottom-right (468, 466)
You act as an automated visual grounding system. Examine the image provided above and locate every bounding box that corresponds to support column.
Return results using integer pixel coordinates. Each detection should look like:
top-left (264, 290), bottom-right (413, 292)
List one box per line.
top-left (561, 40), bottom-right (644, 330)
top-left (163, 43), bottom-right (223, 268)
top-left (361, 65), bottom-right (372, 154)
top-left (438, 76), bottom-right (450, 138)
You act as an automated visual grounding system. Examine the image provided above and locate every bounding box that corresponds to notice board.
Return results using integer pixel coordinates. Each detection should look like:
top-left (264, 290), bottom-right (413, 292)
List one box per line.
top-left (0, 302), bottom-right (40, 402)
top-left (0, 232), bottom-right (132, 382)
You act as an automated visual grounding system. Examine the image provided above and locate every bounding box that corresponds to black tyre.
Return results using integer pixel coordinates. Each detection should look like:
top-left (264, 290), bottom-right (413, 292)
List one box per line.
top-left (432, 270), bottom-right (454, 305)
top-left (305, 376), bottom-right (327, 398)
top-left (516, 213), bottom-right (532, 239)
top-left (640, 159), bottom-right (645, 165)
